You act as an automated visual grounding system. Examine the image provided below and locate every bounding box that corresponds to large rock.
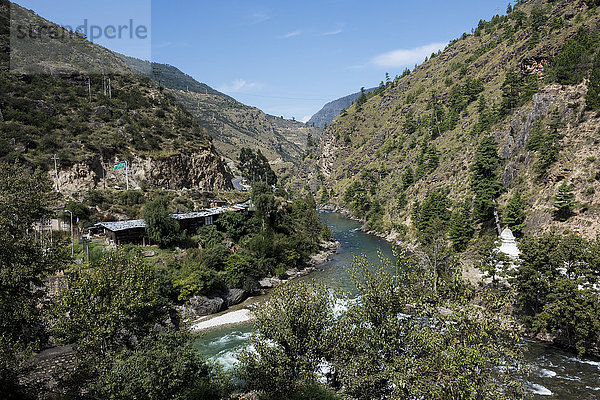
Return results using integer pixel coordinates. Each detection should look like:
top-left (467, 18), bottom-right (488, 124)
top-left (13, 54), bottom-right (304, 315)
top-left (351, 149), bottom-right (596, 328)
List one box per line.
top-left (189, 296), bottom-right (225, 316)
top-left (141, 250), bottom-right (155, 257)
top-left (258, 277), bottom-right (281, 289)
top-left (223, 288), bottom-right (247, 307)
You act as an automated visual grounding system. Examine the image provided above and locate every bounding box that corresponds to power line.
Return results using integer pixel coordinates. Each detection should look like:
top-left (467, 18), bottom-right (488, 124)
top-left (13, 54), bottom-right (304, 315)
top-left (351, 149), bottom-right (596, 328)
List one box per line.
top-left (227, 92), bottom-right (330, 101)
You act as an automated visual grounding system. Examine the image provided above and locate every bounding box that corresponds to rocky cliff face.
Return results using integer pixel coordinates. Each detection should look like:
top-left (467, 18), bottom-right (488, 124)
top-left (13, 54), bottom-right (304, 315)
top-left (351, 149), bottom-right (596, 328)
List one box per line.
top-left (311, 0), bottom-right (600, 239)
top-left (56, 149), bottom-right (233, 193)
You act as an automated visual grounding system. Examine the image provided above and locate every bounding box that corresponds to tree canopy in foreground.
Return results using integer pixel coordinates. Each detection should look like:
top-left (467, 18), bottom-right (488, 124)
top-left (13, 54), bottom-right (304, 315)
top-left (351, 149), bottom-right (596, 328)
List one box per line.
top-left (239, 249), bottom-right (526, 400)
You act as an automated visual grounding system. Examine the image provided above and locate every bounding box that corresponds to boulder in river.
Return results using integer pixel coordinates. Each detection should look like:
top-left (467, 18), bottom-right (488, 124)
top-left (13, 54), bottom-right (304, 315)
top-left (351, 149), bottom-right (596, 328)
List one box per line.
top-left (223, 288), bottom-right (247, 307)
top-left (189, 296), bottom-right (225, 316)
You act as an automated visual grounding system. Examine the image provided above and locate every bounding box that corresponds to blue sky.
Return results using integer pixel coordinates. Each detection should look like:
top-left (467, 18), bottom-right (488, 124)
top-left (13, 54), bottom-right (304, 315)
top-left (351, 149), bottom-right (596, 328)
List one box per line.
top-left (16, 0), bottom-right (507, 121)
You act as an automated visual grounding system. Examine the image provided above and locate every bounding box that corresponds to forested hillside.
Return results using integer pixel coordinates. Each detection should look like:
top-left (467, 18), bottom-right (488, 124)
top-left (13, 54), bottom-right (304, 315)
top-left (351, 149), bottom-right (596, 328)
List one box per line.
top-left (0, 1), bottom-right (232, 192)
top-left (311, 0), bottom-right (600, 241)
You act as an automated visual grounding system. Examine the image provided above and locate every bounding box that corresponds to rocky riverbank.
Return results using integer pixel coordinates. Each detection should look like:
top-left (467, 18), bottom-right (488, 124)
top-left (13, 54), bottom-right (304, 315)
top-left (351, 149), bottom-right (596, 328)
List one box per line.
top-left (186, 237), bottom-right (341, 330)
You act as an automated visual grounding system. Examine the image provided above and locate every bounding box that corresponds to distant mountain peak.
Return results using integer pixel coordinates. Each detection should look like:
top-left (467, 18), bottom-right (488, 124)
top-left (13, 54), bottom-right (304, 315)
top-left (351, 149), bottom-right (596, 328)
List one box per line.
top-left (308, 88), bottom-right (376, 129)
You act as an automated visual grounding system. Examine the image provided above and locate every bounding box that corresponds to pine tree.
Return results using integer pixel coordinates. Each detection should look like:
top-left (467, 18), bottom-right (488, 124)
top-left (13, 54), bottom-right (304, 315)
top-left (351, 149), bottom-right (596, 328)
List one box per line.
top-left (586, 54), bottom-right (600, 111)
top-left (503, 191), bottom-right (526, 235)
top-left (500, 69), bottom-right (522, 116)
top-left (355, 87), bottom-right (367, 110)
top-left (448, 201), bottom-right (474, 252)
top-left (471, 137), bottom-right (504, 221)
top-left (402, 167), bottom-right (414, 189)
top-left (403, 110), bottom-right (417, 135)
top-left (553, 183), bottom-right (576, 221)
top-left (319, 187), bottom-right (329, 205)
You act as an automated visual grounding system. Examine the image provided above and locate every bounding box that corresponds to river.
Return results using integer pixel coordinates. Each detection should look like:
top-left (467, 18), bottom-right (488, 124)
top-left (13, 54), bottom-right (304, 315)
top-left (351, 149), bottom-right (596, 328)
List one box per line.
top-left (194, 212), bottom-right (600, 399)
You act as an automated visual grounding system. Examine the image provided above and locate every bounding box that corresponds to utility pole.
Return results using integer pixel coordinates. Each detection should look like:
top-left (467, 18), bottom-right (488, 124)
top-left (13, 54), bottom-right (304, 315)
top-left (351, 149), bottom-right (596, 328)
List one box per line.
top-left (152, 66), bottom-right (162, 89)
top-left (64, 209), bottom-right (73, 256)
top-left (100, 153), bottom-right (106, 189)
top-left (88, 77), bottom-right (92, 103)
top-left (51, 154), bottom-right (60, 192)
top-left (108, 77), bottom-right (112, 98)
top-left (125, 160), bottom-right (129, 191)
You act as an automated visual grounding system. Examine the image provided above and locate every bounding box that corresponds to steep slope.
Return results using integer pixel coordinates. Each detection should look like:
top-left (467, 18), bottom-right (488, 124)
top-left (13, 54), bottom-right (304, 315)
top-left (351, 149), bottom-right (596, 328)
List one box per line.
top-left (120, 57), bottom-right (322, 166)
top-left (119, 55), bottom-right (231, 99)
top-left (308, 87), bottom-right (376, 129)
top-left (313, 0), bottom-right (600, 240)
top-left (0, 1), bottom-right (232, 192)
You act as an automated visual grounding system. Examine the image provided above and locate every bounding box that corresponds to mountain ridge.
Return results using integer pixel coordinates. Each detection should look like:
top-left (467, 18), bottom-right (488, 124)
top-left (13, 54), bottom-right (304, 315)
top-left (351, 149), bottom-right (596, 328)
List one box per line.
top-left (0, 0), bottom-right (233, 192)
top-left (308, 0), bottom-right (600, 240)
top-left (308, 87), bottom-right (376, 129)
top-left (119, 56), bottom-right (322, 168)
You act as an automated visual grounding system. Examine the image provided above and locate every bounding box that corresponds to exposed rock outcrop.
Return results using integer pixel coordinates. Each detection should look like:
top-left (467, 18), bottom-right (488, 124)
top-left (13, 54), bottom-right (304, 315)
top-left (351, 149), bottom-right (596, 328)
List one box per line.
top-left (189, 295), bottom-right (226, 316)
top-left (54, 149), bottom-right (233, 193)
top-left (223, 288), bottom-right (247, 307)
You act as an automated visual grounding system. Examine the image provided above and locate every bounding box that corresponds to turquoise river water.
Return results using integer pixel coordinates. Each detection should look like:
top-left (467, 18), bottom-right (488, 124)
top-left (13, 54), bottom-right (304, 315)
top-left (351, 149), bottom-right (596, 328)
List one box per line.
top-left (194, 212), bottom-right (600, 399)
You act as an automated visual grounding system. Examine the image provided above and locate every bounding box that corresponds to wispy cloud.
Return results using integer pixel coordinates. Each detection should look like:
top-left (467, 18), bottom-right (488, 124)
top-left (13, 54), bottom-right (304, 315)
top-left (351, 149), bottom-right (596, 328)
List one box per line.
top-left (321, 27), bottom-right (343, 36)
top-left (301, 115), bottom-right (312, 123)
top-left (217, 79), bottom-right (263, 93)
top-left (371, 42), bottom-right (447, 67)
top-left (249, 12), bottom-right (270, 25)
top-left (281, 30), bottom-right (302, 39)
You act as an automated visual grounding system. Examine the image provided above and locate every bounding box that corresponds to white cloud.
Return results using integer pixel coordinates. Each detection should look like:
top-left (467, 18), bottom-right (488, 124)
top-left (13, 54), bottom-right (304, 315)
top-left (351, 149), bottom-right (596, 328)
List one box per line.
top-left (321, 28), bottom-right (343, 36)
top-left (301, 115), bottom-right (312, 123)
top-left (217, 79), bottom-right (263, 94)
top-left (282, 30), bottom-right (302, 39)
top-left (371, 42), bottom-right (447, 67)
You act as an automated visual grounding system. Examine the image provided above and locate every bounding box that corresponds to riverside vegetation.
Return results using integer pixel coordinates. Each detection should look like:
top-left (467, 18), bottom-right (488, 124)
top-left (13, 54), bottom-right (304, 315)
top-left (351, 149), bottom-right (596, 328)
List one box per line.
top-left (0, 161), bottom-right (331, 399)
top-left (1, 160), bottom-right (529, 399)
top-left (297, 0), bottom-right (600, 361)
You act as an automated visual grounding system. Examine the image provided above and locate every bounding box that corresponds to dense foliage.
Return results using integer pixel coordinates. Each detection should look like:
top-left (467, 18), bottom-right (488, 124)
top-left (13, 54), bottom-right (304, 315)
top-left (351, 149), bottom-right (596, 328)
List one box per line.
top-left (470, 136), bottom-right (504, 222)
top-left (241, 250), bottom-right (526, 399)
top-left (143, 197), bottom-right (183, 247)
top-left (511, 233), bottom-right (600, 356)
top-left (238, 147), bottom-right (277, 185)
top-left (167, 183), bottom-right (330, 301)
top-left (0, 163), bottom-right (68, 398)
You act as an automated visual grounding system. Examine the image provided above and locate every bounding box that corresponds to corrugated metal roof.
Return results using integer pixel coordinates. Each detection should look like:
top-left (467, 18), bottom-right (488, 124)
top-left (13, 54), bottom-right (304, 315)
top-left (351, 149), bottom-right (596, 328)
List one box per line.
top-left (96, 205), bottom-right (248, 232)
top-left (172, 208), bottom-right (225, 220)
top-left (96, 219), bottom-right (146, 232)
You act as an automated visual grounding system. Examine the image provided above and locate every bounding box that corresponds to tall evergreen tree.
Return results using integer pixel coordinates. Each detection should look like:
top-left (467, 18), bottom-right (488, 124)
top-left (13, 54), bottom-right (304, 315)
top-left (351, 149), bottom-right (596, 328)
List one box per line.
top-left (586, 53), bottom-right (600, 110)
top-left (500, 70), bottom-right (522, 116)
top-left (471, 137), bottom-right (504, 222)
top-left (414, 190), bottom-right (451, 244)
top-left (402, 167), bottom-right (415, 189)
top-left (503, 191), bottom-right (526, 235)
top-left (448, 201), bottom-right (474, 252)
top-left (238, 148), bottom-right (277, 185)
top-left (553, 183), bottom-right (576, 221)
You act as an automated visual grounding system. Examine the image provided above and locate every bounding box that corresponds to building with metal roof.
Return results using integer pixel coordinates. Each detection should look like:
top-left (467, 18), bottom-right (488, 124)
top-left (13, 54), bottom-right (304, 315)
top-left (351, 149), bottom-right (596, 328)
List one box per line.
top-left (94, 204), bottom-right (249, 245)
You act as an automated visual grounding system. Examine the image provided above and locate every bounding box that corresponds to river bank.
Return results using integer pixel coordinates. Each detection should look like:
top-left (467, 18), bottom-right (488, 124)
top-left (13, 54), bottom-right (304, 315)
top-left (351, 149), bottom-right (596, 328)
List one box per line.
top-left (188, 237), bottom-right (341, 332)
top-left (194, 211), bottom-right (600, 399)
